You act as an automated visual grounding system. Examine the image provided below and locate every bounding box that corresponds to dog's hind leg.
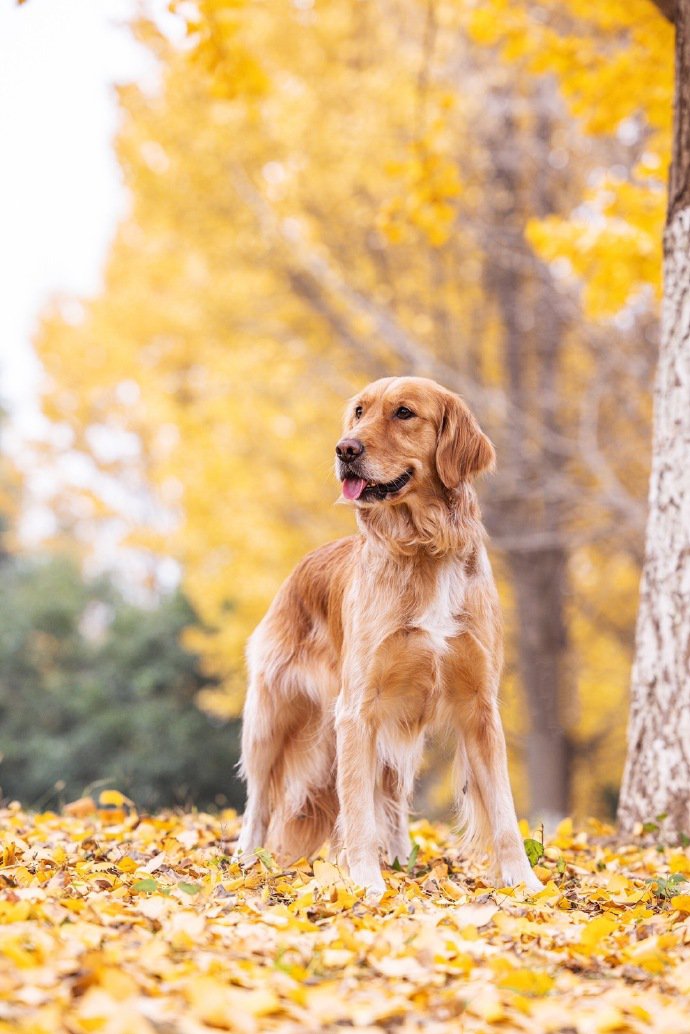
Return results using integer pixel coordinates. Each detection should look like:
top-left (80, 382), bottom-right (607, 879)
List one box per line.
top-left (378, 729), bottom-right (425, 866)
top-left (274, 783), bottom-right (338, 862)
top-left (380, 765), bottom-right (412, 866)
top-left (267, 701), bottom-right (337, 861)
top-left (235, 556), bottom-right (341, 865)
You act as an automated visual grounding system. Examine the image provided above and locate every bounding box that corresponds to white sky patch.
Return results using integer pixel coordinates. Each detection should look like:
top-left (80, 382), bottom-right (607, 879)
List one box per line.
top-left (0, 0), bottom-right (175, 435)
top-left (0, 0), bottom-right (184, 592)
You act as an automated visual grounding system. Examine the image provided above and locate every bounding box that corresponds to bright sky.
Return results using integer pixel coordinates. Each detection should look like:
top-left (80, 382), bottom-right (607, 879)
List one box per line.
top-left (0, 0), bottom-right (159, 436)
top-left (0, 0), bottom-right (184, 584)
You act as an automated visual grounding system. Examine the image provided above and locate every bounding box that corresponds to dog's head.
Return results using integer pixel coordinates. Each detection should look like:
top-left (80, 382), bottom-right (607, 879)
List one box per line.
top-left (335, 376), bottom-right (494, 506)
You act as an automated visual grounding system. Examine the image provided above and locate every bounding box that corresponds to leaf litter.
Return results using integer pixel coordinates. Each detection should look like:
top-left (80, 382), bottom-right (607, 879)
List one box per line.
top-left (1, 802), bottom-right (690, 1032)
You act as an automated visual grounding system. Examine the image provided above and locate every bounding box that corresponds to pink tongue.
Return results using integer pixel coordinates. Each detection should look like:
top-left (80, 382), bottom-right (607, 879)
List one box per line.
top-left (343, 477), bottom-right (367, 500)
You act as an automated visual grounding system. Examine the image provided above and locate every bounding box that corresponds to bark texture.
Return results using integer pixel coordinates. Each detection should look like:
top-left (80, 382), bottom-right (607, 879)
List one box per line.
top-left (619, 0), bottom-right (690, 832)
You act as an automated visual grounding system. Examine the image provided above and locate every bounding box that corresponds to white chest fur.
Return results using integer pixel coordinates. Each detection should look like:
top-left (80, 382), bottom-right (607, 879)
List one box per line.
top-left (414, 557), bottom-right (468, 652)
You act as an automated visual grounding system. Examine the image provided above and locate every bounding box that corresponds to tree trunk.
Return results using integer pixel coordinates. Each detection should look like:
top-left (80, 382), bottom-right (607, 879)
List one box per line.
top-left (483, 90), bottom-right (573, 821)
top-left (507, 547), bottom-right (571, 819)
top-left (618, 0), bottom-right (690, 833)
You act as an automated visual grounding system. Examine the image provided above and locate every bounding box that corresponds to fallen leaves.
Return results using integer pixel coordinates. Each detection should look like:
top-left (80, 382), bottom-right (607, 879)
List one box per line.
top-left (1, 806), bottom-right (690, 1032)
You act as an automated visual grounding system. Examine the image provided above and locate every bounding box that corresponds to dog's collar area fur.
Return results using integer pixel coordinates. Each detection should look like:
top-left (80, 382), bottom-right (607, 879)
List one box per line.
top-left (356, 481), bottom-right (486, 559)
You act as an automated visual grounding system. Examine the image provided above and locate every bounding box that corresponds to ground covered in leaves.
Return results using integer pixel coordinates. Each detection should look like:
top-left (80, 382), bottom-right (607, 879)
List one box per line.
top-left (2, 805), bottom-right (690, 1033)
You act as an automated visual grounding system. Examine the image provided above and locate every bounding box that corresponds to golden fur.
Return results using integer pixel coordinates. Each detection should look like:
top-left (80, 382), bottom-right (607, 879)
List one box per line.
top-left (235, 376), bottom-right (541, 897)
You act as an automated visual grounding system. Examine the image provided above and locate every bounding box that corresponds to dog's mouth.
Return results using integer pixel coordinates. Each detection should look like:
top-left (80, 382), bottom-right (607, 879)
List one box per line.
top-left (340, 468), bottom-right (414, 502)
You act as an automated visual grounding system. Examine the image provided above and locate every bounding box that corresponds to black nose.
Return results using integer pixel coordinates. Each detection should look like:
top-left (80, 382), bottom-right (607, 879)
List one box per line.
top-left (336, 437), bottom-right (365, 462)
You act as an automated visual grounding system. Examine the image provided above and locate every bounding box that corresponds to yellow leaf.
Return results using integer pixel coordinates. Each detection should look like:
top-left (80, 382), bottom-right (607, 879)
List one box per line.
top-left (579, 914), bottom-right (618, 951)
top-left (321, 948), bottom-right (354, 967)
top-left (52, 844), bottom-right (68, 865)
top-left (466, 989), bottom-right (505, 1023)
top-left (553, 817), bottom-right (574, 848)
top-left (312, 858), bottom-right (346, 889)
top-left (595, 1005), bottom-right (628, 1032)
top-left (492, 959), bottom-right (555, 996)
top-left (1, 842), bottom-right (17, 866)
top-left (441, 878), bottom-right (464, 900)
top-left (448, 901), bottom-right (499, 930)
top-left (115, 856), bottom-right (138, 873)
top-left (185, 977), bottom-right (279, 1031)
top-left (99, 790), bottom-right (133, 807)
top-left (96, 967), bottom-right (140, 1000)
top-left (0, 900), bottom-right (32, 923)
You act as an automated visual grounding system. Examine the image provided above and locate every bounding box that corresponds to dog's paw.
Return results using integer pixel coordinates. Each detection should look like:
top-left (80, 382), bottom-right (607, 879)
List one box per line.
top-left (231, 839), bottom-right (259, 867)
top-left (349, 863), bottom-right (386, 904)
top-left (498, 864), bottom-right (544, 893)
top-left (231, 849), bottom-right (255, 867)
top-left (366, 891), bottom-right (384, 906)
top-left (363, 879), bottom-right (387, 905)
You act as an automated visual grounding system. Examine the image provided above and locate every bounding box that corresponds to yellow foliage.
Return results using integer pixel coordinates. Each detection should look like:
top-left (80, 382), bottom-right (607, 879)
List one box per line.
top-left (0, 446), bottom-right (23, 554)
top-left (470, 0), bottom-right (673, 315)
top-left (31, 1), bottom-right (659, 820)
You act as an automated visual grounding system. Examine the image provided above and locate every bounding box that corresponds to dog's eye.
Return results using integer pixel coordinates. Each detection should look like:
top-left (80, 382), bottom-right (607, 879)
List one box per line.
top-left (394, 406), bottom-right (415, 420)
top-left (354, 405), bottom-right (363, 419)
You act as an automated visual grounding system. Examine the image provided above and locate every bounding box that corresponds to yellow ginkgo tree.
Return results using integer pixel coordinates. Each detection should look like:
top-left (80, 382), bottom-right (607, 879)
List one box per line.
top-left (34, 1), bottom-right (662, 819)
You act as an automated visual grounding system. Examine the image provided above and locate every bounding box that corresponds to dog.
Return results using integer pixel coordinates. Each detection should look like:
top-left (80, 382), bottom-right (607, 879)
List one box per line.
top-left (234, 376), bottom-right (542, 898)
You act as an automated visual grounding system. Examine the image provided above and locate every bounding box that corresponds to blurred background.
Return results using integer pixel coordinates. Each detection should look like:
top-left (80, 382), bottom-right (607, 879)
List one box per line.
top-left (0, 0), bottom-right (672, 819)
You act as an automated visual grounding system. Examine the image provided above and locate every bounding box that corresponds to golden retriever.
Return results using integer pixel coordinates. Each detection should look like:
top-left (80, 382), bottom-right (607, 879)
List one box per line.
top-left (235, 376), bottom-right (541, 898)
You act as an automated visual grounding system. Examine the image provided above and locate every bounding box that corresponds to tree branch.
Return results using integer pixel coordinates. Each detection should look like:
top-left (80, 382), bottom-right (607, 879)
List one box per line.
top-left (649, 0), bottom-right (676, 23)
top-left (229, 164), bottom-right (579, 458)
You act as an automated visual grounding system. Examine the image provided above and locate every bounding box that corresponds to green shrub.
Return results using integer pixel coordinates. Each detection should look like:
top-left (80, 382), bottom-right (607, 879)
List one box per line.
top-left (0, 554), bottom-right (243, 811)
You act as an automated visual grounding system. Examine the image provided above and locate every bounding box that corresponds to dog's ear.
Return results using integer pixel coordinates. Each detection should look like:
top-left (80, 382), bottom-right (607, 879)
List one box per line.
top-left (435, 393), bottom-right (495, 488)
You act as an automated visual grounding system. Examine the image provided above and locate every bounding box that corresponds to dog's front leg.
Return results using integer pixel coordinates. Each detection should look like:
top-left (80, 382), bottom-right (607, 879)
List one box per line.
top-left (335, 701), bottom-right (386, 903)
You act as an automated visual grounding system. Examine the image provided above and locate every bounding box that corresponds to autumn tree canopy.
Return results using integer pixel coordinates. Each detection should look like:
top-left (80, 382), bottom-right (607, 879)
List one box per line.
top-left (34, 0), bottom-right (673, 819)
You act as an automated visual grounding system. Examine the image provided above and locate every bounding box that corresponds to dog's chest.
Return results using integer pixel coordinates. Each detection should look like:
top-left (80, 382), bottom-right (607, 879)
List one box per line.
top-left (411, 559), bottom-right (467, 652)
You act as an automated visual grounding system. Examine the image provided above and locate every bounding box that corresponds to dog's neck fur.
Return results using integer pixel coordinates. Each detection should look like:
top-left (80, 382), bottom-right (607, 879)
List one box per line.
top-left (355, 481), bottom-right (485, 559)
